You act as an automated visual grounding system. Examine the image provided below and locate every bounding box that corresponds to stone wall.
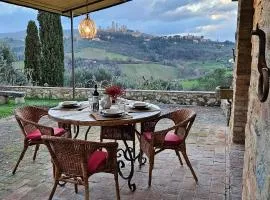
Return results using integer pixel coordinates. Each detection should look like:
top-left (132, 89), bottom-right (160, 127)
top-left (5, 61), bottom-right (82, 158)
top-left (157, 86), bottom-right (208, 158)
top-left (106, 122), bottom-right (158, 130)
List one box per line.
top-left (242, 0), bottom-right (270, 199)
top-left (0, 86), bottom-right (219, 106)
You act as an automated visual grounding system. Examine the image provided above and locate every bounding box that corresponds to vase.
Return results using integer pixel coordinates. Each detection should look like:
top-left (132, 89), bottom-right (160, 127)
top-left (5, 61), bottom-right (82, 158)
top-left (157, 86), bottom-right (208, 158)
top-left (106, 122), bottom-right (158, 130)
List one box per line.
top-left (100, 95), bottom-right (112, 109)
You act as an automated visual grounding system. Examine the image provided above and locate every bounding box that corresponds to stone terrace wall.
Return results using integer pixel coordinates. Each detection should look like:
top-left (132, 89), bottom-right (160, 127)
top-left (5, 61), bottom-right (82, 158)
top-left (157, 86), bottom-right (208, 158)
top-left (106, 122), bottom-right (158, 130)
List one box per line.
top-left (0, 86), bottom-right (219, 106)
top-left (242, 0), bottom-right (270, 199)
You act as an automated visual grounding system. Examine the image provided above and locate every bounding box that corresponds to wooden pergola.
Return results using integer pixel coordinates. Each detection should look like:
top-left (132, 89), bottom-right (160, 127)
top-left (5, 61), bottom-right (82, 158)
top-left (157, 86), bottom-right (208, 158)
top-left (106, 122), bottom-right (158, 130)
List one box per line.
top-left (0, 0), bottom-right (131, 98)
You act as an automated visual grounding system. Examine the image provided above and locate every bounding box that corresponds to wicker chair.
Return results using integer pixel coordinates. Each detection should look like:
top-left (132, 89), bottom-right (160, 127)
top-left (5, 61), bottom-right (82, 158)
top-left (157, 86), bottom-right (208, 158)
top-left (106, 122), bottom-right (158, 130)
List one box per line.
top-left (42, 136), bottom-right (120, 200)
top-left (100, 124), bottom-right (136, 157)
top-left (12, 106), bottom-right (70, 174)
top-left (139, 108), bottom-right (198, 186)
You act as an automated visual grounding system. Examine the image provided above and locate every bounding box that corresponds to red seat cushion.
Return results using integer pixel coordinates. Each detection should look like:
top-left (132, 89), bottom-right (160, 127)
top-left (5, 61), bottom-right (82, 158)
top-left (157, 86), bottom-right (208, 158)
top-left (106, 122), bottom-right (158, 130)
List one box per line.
top-left (143, 131), bottom-right (184, 146)
top-left (87, 151), bottom-right (108, 174)
top-left (26, 128), bottom-right (66, 141)
top-left (164, 132), bottom-right (184, 145)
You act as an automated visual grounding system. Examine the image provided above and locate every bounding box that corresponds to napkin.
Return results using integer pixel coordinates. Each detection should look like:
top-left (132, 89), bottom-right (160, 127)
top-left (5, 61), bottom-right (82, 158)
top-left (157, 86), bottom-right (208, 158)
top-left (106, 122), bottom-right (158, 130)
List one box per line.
top-left (91, 112), bottom-right (132, 121)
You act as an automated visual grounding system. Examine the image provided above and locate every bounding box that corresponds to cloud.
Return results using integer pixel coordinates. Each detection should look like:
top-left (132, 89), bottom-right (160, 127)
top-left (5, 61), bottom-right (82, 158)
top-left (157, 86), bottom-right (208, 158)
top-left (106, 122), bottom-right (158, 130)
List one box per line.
top-left (196, 24), bottom-right (223, 33)
top-left (0, 0), bottom-right (238, 41)
top-left (153, 0), bottom-right (237, 22)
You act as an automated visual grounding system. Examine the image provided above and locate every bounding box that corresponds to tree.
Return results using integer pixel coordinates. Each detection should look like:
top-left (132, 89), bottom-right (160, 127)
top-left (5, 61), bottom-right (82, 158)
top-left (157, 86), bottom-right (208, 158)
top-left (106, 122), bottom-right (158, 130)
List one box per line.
top-left (0, 44), bottom-right (27, 85)
top-left (24, 20), bottom-right (41, 85)
top-left (198, 68), bottom-right (233, 91)
top-left (0, 43), bottom-right (14, 65)
top-left (37, 11), bottom-right (64, 86)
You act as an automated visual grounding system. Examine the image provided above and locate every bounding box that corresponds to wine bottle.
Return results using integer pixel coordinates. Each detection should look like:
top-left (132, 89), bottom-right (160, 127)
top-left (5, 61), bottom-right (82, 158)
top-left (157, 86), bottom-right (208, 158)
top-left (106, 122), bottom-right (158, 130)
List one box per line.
top-left (92, 85), bottom-right (99, 112)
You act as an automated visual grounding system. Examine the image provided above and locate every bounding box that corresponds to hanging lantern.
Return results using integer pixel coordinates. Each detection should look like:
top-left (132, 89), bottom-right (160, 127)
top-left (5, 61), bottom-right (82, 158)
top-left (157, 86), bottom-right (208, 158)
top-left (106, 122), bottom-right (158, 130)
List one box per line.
top-left (78, 14), bottom-right (97, 39)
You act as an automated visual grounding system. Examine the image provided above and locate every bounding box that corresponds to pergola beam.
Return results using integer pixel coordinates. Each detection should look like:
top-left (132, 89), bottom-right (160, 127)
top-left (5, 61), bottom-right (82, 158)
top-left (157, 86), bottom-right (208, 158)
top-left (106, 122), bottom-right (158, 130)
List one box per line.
top-left (0, 0), bottom-right (131, 17)
top-left (63, 0), bottom-right (104, 14)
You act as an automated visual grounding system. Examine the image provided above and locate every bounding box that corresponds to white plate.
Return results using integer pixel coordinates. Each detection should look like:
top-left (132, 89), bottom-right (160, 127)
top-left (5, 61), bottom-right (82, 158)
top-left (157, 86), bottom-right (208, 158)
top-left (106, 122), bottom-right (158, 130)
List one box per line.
top-left (132, 102), bottom-right (148, 109)
top-left (101, 109), bottom-right (124, 117)
top-left (60, 101), bottom-right (80, 108)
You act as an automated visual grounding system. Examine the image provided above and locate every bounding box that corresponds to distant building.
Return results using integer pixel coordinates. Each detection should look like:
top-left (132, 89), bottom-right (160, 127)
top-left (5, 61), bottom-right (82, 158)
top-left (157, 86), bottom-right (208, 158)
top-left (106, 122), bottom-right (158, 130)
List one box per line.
top-left (106, 21), bottom-right (128, 33)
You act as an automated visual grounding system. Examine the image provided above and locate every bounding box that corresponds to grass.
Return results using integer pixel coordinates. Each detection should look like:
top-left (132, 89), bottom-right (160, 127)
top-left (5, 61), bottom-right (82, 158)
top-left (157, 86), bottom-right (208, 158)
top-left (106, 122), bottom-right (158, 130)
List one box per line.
top-left (67, 47), bottom-right (137, 61)
top-left (119, 63), bottom-right (179, 81)
top-left (181, 79), bottom-right (199, 90)
top-left (0, 98), bottom-right (61, 119)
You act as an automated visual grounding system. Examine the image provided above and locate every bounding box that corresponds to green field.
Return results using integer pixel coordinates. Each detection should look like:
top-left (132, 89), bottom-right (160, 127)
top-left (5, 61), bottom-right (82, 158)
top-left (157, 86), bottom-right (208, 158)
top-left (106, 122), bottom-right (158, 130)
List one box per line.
top-left (67, 47), bottom-right (137, 61)
top-left (180, 60), bottom-right (222, 70)
top-left (119, 63), bottom-right (179, 81)
top-left (181, 79), bottom-right (199, 90)
top-left (0, 99), bottom-right (60, 119)
top-left (13, 61), bottom-right (24, 69)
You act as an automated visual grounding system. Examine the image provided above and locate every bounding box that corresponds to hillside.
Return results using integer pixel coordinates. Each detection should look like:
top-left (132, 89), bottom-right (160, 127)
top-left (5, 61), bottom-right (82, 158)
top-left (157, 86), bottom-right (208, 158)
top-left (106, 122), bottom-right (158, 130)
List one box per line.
top-left (1, 29), bottom-right (235, 90)
top-left (0, 30), bottom-right (26, 40)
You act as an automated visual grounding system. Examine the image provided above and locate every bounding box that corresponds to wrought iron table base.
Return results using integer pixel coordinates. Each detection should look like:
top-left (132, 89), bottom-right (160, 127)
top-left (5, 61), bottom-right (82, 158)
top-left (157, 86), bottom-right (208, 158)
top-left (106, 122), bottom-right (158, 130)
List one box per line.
top-left (116, 139), bottom-right (147, 191)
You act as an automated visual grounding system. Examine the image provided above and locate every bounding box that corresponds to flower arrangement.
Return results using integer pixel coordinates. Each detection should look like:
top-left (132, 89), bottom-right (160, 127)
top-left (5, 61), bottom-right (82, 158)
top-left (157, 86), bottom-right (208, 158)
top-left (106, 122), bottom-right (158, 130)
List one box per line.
top-left (105, 85), bottom-right (125, 100)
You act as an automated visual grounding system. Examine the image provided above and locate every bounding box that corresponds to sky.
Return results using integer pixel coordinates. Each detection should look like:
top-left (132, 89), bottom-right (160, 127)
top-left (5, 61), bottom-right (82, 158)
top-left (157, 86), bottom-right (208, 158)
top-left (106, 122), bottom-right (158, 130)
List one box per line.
top-left (0, 0), bottom-right (238, 42)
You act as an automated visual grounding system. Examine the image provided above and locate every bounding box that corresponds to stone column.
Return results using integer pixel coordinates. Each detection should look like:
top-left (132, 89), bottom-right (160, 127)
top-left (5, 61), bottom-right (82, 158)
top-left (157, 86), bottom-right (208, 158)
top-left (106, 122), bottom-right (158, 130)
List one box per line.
top-left (230, 0), bottom-right (254, 144)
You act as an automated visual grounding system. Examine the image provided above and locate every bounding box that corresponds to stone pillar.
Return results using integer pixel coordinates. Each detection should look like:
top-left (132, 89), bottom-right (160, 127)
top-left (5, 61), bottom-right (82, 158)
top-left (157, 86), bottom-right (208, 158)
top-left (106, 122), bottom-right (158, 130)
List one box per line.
top-left (15, 97), bottom-right (25, 104)
top-left (230, 0), bottom-right (253, 144)
top-left (0, 96), bottom-right (8, 104)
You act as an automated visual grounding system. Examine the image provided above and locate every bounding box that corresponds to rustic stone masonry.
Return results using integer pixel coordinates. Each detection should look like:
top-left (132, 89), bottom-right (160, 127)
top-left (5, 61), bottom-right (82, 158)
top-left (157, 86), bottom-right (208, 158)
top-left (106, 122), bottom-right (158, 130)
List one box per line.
top-left (0, 86), bottom-right (219, 106)
top-left (240, 0), bottom-right (270, 199)
top-left (230, 0), bottom-right (253, 144)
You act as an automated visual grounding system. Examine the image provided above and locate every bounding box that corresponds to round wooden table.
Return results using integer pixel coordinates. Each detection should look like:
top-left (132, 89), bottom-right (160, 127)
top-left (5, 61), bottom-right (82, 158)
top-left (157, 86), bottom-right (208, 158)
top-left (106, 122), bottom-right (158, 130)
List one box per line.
top-left (48, 100), bottom-right (161, 191)
top-left (48, 101), bottom-right (161, 127)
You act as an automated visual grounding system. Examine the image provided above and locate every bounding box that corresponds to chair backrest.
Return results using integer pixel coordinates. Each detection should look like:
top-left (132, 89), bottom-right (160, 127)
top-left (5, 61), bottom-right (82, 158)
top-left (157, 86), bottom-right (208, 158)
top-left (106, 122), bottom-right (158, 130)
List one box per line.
top-left (42, 136), bottom-right (118, 176)
top-left (14, 106), bottom-right (49, 137)
top-left (142, 108), bottom-right (196, 141)
top-left (15, 106), bottom-right (48, 124)
top-left (170, 109), bottom-right (196, 140)
top-left (141, 109), bottom-right (174, 133)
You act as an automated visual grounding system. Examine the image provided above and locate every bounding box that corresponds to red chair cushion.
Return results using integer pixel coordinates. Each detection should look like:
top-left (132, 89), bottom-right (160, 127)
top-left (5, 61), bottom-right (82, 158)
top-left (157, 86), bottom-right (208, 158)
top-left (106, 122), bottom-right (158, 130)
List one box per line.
top-left (87, 151), bottom-right (108, 174)
top-left (143, 131), bottom-right (184, 145)
top-left (164, 132), bottom-right (184, 145)
top-left (26, 128), bottom-right (66, 141)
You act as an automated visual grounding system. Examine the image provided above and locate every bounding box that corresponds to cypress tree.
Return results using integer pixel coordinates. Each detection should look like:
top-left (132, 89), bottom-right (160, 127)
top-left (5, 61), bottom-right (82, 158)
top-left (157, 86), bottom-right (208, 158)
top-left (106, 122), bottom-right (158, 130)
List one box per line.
top-left (24, 20), bottom-right (41, 85)
top-left (37, 11), bottom-right (64, 86)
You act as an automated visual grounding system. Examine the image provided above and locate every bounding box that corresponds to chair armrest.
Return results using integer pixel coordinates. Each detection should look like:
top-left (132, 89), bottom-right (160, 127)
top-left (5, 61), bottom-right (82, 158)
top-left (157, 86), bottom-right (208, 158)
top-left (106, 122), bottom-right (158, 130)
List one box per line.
top-left (34, 106), bottom-right (49, 120)
top-left (152, 126), bottom-right (177, 144)
top-left (151, 118), bottom-right (191, 144)
top-left (141, 110), bottom-right (174, 132)
top-left (21, 118), bottom-right (55, 136)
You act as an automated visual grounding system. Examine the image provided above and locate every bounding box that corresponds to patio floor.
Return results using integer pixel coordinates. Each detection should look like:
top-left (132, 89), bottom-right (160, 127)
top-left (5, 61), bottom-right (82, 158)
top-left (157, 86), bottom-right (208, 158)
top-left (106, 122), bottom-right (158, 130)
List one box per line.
top-left (0, 105), bottom-right (244, 200)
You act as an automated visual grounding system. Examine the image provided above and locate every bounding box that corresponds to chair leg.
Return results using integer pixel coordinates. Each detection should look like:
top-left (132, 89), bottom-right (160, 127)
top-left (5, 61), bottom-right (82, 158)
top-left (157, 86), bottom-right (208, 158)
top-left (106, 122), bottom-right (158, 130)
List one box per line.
top-left (67, 130), bottom-right (72, 138)
top-left (48, 180), bottom-right (58, 200)
top-left (181, 151), bottom-right (198, 182)
top-left (33, 144), bottom-right (40, 161)
top-left (175, 150), bottom-right (183, 166)
top-left (114, 171), bottom-right (120, 200)
top-left (148, 156), bottom-right (154, 187)
top-left (84, 180), bottom-right (90, 200)
top-left (138, 149), bottom-right (143, 169)
top-left (133, 139), bottom-right (136, 158)
top-left (12, 144), bottom-right (28, 174)
top-left (74, 184), bottom-right (78, 193)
